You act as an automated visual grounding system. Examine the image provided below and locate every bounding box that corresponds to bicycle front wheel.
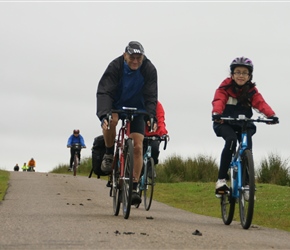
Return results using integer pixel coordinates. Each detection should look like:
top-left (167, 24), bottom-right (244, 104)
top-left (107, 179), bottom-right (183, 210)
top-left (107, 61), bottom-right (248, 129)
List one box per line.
top-left (221, 189), bottom-right (235, 225)
top-left (221, 163), bottom-right (236, 225)
top-left (73, 154), bottom-right (78, 176)
top-left (144, 157), bottom-right (155, 211)
top-left (239, 149), bottom-right (255, 229)
top-left (112, 153), bottom-right (120, 216)
top-left (122, 138), bottom-right (134, 219)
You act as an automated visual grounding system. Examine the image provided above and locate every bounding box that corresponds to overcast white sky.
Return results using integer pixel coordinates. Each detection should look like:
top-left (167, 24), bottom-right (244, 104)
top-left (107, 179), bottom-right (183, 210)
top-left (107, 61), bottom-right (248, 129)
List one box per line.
top-left (1, 1), bottom-right (289, 173)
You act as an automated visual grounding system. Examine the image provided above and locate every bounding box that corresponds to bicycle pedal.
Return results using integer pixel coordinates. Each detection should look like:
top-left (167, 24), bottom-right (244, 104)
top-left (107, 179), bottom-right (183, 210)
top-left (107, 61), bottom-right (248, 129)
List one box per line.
top-left (216, 190), bottom-right (226, 195)
top-left (215, 188), bottom-right (229, 195)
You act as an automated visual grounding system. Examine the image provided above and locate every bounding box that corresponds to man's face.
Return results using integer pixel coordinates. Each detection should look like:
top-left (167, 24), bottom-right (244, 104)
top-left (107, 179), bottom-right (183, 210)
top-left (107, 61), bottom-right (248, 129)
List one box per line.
top-left (124, 52), bottom-right (144, 70)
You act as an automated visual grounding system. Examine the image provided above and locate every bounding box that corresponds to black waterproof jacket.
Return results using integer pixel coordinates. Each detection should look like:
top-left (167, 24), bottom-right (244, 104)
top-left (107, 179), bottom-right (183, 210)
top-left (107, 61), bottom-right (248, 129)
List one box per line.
top-left (96, 55), bottom-right (158, 121)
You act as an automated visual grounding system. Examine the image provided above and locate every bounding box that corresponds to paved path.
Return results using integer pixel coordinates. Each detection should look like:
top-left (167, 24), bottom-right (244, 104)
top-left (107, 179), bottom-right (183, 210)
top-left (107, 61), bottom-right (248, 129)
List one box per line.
top-left (0, 171), bottom-right (289, 249)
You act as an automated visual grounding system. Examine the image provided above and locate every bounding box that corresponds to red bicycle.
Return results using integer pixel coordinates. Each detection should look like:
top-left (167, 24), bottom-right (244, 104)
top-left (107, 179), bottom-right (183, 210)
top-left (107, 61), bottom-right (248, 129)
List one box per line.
top-left (108, 107), bottom-right (149, 219)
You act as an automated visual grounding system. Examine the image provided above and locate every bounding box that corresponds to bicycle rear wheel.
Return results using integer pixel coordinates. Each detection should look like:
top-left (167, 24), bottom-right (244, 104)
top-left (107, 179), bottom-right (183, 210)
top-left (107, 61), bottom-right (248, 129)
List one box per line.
top-left (73, 153), bottom-right (78, 176)
top-left (122, 138), bottom-right (134, 219)
top-left (112, 153), bottom-right (120, 216)
top-left (144, 157), bottom-right (155, 211)
top-left (239, 149), bottom-right (255, 229)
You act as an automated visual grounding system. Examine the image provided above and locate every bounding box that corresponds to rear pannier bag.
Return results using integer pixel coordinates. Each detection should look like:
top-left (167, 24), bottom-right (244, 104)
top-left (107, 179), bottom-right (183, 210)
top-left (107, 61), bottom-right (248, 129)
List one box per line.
top-left (89, 135), bottom-right (107, 178)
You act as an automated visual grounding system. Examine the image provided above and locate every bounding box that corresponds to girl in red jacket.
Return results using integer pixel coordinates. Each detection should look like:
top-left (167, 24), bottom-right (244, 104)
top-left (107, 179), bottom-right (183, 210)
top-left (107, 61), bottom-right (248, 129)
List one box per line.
top-left (211, 57), bottom-right (279, 195)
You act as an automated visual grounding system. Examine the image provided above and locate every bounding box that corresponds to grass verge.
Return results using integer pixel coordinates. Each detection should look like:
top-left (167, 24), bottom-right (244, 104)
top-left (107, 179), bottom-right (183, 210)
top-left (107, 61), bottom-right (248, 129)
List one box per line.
top-left (153, 182), bottom-right (290, 232)
top-left (0, 170), bottom-right (9, 201)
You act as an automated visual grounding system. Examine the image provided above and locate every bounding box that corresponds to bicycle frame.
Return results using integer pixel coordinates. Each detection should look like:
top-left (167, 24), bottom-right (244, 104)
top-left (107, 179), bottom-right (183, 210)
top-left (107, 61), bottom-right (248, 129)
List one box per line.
top-left (231, 130), bottom-right (248, 198)
top-left (114, 116), bottom-right (131, 187)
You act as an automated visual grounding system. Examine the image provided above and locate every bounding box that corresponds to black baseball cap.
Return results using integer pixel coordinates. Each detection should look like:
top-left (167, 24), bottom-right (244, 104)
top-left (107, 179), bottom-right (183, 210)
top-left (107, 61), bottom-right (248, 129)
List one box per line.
top-left (125, 41), bottom-right (145, 55)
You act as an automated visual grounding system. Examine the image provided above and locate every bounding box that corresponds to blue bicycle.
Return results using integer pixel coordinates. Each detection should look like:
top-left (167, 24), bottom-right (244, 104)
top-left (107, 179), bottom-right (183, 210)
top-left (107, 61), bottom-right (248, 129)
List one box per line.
top-left (219, 115), bottom-right (274, 229)
top-left (136, 135), bottom-right (168, 211)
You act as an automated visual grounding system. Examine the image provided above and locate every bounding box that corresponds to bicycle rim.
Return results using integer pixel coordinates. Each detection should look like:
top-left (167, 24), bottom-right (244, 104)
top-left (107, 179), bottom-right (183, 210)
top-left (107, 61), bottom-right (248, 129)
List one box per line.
top-left (112, 153), bottom-right (120, 216)
top-left (144, 157), bottom-right (155, 211)
top-left (239, 149), bottom-right (255, 229)
top-left (73, 154), bottom-right (78, 176)
top-left (122, 139), bottom-right (134, 219)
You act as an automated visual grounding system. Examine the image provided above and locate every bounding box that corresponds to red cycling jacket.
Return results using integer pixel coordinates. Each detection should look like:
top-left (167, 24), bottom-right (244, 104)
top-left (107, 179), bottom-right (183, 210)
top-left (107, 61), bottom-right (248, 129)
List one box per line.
top-left (212, 77), bottom-right (275, 118)
top-left (145, 101), bottom-right (168, 137)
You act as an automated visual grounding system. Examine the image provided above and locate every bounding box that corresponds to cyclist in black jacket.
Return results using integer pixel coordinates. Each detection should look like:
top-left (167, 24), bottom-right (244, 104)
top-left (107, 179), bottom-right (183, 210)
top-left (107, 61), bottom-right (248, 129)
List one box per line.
top-left (97, 41), bottom-right (158, 205)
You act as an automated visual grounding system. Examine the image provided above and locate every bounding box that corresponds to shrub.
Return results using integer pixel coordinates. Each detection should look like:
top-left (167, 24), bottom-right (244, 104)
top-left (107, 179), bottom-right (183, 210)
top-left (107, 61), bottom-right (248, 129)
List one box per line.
top-left (51, 157), bottom-right (92, 175)
top-left (50, 152), bottom-right (290, 187)
top-left (156, 154), bottom-right (218, 183)
top-left (256, 153), bottom-right (290, 186)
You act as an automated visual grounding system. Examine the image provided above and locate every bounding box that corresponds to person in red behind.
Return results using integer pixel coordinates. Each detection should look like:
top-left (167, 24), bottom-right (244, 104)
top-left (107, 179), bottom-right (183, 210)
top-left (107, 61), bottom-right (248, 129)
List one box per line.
top-left (144, 101), bottom-right (169, 165)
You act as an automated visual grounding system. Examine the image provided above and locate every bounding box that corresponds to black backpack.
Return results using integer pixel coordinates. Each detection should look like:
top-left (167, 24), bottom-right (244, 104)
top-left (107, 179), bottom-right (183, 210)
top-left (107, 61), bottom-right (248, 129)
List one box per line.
top-left (89, 135), bottom-right (107, 178)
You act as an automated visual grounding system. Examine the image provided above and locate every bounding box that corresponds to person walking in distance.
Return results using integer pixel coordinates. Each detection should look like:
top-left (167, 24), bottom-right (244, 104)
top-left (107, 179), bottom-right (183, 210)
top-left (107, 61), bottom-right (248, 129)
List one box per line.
top-left (22, 162), bottom-right (28, 171)
top-left (96, 41), bottom-right (158, 205)
top-left (14, 164), bottom-right (20, 171)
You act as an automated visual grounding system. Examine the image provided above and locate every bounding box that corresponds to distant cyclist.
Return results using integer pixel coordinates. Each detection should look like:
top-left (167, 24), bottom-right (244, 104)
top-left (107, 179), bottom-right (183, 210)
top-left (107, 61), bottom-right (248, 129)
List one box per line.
top-left (96, 41), bottom-right (158, 205)
top-left (67, 129), bottom-right (86, 171)
top-left (211, 56), bottom-right (279, 195)
top-left (28, 158), bottom-right (36, 172)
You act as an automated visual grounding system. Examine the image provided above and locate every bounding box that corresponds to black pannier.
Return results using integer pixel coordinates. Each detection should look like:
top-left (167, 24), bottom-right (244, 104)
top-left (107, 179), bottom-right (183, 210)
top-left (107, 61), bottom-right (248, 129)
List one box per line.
top-left (89, 135), bottom-right (107, 178)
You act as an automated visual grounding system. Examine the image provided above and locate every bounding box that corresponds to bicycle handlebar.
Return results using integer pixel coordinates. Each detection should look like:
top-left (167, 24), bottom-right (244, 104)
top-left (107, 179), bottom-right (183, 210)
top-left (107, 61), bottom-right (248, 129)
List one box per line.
top-left (107, 107), bottom-right (154, 131)
top-left (221, 115), bottom-right (273, 123)
top-left (68, 143), bottom-right (86, 149)
top-left (144, 135), bottom-right (169, 150)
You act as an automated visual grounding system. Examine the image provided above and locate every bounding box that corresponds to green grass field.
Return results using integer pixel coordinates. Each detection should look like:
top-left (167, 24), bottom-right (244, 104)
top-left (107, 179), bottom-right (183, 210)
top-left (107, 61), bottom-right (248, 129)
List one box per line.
top-left (0, 170), bottom-right (9, 201)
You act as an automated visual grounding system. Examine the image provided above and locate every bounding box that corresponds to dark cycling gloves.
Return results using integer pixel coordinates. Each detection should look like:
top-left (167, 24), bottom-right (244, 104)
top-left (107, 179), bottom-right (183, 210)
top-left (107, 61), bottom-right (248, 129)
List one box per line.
top-left (267, 116), bottom-right (279, 124)
top-left (212, 113), bottom-right (222, 121)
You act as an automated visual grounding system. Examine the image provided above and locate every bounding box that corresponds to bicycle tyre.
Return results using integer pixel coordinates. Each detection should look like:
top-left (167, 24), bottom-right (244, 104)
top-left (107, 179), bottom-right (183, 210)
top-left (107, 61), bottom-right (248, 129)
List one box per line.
top-left (73, 153), bottom-right (78, 176)
top-left (239, 149), bottom-right (255, 229)
top-left (221, 161), bottom-right (236, 225)
top-left (112, 153), bottom-right (120, 216)
top-left (122, 138), bottom-right (134, 219)
top-left (144, 157), bottom-right (155, 211)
